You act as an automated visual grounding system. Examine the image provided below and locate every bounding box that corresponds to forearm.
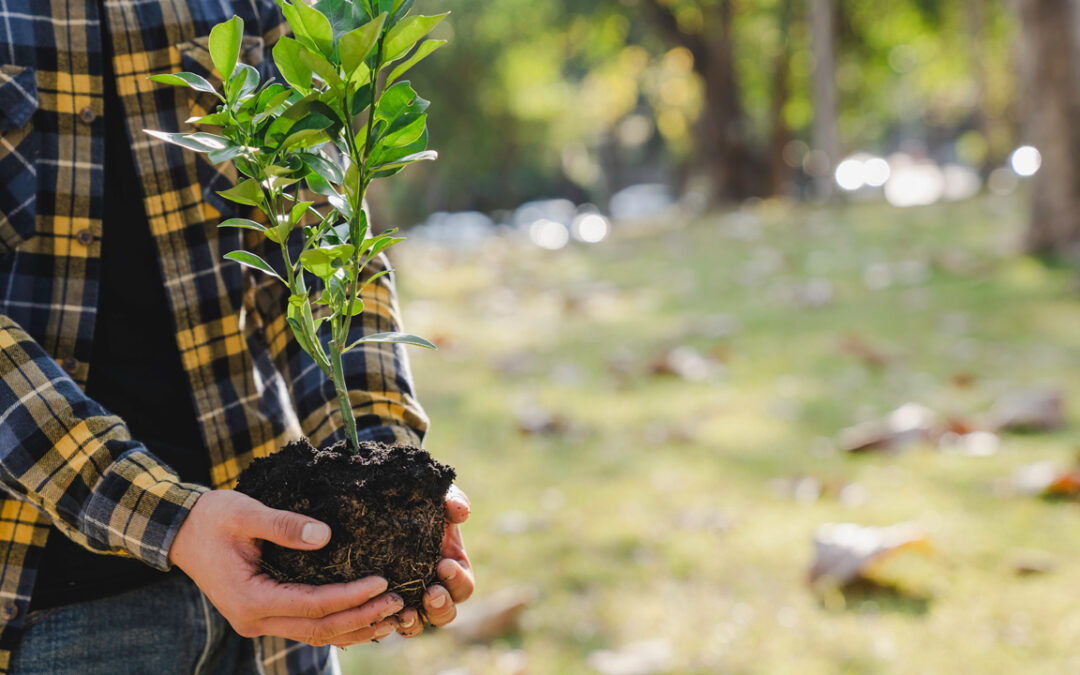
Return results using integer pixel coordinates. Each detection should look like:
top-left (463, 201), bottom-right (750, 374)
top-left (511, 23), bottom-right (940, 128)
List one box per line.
top-left (0, 315), bottom-right (206, 569)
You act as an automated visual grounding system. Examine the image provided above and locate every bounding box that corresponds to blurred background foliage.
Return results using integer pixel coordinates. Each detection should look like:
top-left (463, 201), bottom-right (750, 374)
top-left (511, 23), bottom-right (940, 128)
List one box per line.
top-left (371, 0), bottom-right (1020, 223)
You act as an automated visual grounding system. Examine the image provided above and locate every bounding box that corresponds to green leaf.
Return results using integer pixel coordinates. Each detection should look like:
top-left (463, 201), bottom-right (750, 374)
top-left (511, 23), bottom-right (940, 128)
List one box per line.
top-left (345, 297), bottom-right (365, 316)
top-left (364, 234), bottom-right (405, 260)
top-left (207, 144), bottom-right (250, 164)
top-left (224, 250), bottom-right (283, 282)
top-left (228, 64), bottom-right (260, 103)
top-left (186, 111), bottom-right (229, 126)
top-left (300, 47), bottom-right (345, 91)
top-left (216, 178), bottom-right (264, 207)
top-left (306, 172), bottom-right (339, 197)
top-left (293, 0), bottom-right (335, 57)
top-left (290, 201), bottom-right (315, 226)
top-left (339, 13), bottom-right (387, 77)
top-left (382, 13), bottom-right (448, 62)
top-left (209, 16), bottom-right (243, 80)
top-left (282, 127), bottom-right (328, 149)
top-left (386, 39), bottom-right (445, 85)
top-left (299, 249), bottom-right (335, 279)
top-left (345, 332), bottom-right (437, 351)
top-left (312, 0), bottom-right (351, 40)
top-left (368, 149), bottom-right (437, 172)
top-left (149, 72), bottom-right (221, 97)
top-left (218, 218), bottom-right (266, 231)
top-left (256, 84), bottom-right (291, 113)
top-left (390, 0), bottom-right (416, 23)
top-left (144, 129), bottom-right (226, 153)
top-left (273, 37), bottom-right (312, 94)
top-left (298, 152), bottom-right (344, 185)
top-left (379, 113), bottom-right (425, 148)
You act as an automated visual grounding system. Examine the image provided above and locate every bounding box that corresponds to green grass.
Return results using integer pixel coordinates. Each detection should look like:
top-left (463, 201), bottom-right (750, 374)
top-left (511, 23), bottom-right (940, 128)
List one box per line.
top-left (341, 195), bottom-right (1080, 674)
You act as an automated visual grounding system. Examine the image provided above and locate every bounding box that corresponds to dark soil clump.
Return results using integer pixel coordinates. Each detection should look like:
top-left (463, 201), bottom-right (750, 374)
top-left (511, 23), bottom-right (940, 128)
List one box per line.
top-left (235, 439), bottom-right (455, 609)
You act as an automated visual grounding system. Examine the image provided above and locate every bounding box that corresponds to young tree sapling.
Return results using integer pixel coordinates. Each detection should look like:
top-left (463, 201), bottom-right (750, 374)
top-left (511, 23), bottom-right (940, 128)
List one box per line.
top-left (146, 0), bottom-right (456, 608)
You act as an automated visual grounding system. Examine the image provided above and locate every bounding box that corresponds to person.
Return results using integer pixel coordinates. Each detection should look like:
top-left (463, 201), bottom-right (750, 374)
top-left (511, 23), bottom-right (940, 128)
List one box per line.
top-left (0, 0), bottom-right (473, 672)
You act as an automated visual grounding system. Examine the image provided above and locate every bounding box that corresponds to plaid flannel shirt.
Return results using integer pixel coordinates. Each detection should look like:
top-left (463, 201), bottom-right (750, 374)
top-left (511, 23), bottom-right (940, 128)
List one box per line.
top-left (0, 1), bottom-right (429, 672)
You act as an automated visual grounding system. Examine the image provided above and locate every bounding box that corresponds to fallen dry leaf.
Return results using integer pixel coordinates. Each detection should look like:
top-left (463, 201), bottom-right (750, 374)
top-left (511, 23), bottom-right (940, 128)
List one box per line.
top-left (839, 403), bottom-right (936, 453)
top-left (649, 346), bottom-right (725, 382)
top-left (1011, 461), bottom-right (1080, 498)
top-left (447, 586), bottom-right (538, 644)
top-left (838, 334), bottom-right (892, 369)
top-left (989, 387), bottom-right (1066, 433)
top-left (1011, 550), bottom-right (1056, 577)
top-left (809, 522), bottom-right (931, 586)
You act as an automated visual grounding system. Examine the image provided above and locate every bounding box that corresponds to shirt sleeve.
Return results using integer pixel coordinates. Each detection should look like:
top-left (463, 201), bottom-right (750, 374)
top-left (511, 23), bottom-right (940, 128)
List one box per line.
top-left (0, 315), bottom-right (208, 571)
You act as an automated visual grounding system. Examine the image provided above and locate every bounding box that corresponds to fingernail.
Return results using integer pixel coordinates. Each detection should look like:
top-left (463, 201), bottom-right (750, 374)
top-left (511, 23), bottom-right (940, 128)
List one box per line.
top-left (301, 522), bottom-right (330, 545)
top-left (375, 622), bottom-right (395, 638)
top-left (371, 577), bottom-right (389, 594)
top-left (381, 595), bottom-right (404, 617)
top-left (440, 563), bottom-right (457, 581)
top-left (400, 614), bottom-right (415, 628)
top-left (429, 592), bottom-right (447, 608)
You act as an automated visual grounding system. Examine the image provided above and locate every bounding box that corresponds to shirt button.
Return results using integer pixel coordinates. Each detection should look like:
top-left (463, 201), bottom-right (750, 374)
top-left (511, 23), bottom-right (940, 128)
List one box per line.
top-left (75, 228), bottom-right (94, 246)
top-left (79, 106), bottom-right (97, 124)
top-left (62, 357), bottom-right (78, 374)
top-left (0, 602), bottom-right (18, 622)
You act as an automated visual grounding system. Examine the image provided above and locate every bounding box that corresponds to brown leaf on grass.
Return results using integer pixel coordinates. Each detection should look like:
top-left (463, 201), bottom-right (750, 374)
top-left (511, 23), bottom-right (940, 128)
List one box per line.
top-left (649, 346), bottom-right (725, 382)
top-left (1012, 461), bottom-right (1080, 498)
top-left (1011, 550), bottom-right (1056, 577)
top-left (447, 586), bottom-right (538, 644)
top-left (838, 333), bottom-right (892, 369)
top-left (515, 407), bottom-right (571, 436)
top-left (989, 387), bottom-right (1066, 433)
top-left (809, 522), bottom-right (931, 586)
top-left (839, 403), bottom-right (936, 453)
top-left (950, 372), bottom-right (976, 389)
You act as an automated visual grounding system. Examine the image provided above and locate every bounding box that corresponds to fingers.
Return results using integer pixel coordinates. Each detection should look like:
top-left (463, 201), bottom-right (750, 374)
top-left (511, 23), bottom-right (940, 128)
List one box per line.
top-left (332, 619), bottom-right (398, 647)
top-left (236, 499), bottom-right (331, 551)
top-left (250, 594), bottom-right (403, 646)
top-left (437, 558), bottom-right (474, 604)
top-left (395, 607), bottom-right (424, 638)
top-left (444, 485), bottom-right (470, 524)
top-left (250, 574), bottom-right (390, 619)
top-left (423, 584), bottom-right (457, 627)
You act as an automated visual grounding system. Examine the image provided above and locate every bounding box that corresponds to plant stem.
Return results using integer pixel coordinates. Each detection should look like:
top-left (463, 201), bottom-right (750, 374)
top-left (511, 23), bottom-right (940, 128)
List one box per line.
top-left (329, 337), bottom-right (360, 452)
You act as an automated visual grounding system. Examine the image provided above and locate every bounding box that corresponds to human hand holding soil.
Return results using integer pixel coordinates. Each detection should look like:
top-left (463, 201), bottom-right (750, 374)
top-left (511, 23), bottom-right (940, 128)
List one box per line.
top-left (170, 490), bottom-right (404, 647)
top-left (394, 485), bottom-right (475, 637)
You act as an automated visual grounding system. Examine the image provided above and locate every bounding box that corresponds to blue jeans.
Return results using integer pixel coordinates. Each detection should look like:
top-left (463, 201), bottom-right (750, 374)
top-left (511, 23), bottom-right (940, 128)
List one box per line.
top-left (11, 574), bottom-right (340, 675)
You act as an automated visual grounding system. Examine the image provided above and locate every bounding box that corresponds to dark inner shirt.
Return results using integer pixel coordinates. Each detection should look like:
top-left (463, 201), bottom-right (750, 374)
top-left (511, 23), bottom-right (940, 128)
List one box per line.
top-left (30, 3), bottom-right (213, 611)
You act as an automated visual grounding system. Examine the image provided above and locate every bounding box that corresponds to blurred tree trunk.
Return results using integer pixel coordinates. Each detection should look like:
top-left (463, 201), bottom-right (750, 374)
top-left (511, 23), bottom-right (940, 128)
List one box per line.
top-left (967, 0), bottom-right (991, 172)
top-left (1016, 0), bottom-right (1080, 257)
top-left (645, 0), bottom-right (762, 203)
top-left (768, 0), bottom-right (795, 197)
top-left (810, 0), bottom-right (838, 198)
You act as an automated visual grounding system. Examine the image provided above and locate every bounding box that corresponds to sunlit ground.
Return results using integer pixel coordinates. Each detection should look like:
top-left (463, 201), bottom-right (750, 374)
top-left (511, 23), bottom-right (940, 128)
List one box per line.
top-left (341, 194), bottom-right (1080, 674)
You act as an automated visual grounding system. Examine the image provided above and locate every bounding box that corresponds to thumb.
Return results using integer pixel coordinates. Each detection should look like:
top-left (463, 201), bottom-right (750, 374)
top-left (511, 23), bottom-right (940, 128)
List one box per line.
top-left (242, 501), bottom-right (332, 551)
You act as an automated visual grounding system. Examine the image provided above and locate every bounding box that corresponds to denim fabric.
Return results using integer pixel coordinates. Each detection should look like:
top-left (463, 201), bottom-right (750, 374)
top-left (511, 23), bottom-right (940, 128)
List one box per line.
top-left (9, 574), bottom-right (340, 675)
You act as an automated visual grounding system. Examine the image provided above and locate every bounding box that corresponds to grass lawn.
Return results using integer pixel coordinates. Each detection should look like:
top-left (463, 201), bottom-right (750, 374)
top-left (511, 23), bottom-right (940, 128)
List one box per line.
top-left (341, 194), bottom-right (1080, 674)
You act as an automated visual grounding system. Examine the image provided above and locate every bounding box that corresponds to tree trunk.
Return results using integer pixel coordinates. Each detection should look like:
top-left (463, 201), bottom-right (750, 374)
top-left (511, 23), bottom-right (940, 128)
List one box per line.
top-left (809, 0), bottom-right (838, 198)
top-left (768, 0), bottom-right (795, 197)
top-left (1016, 0), bottom-right (1080, 258)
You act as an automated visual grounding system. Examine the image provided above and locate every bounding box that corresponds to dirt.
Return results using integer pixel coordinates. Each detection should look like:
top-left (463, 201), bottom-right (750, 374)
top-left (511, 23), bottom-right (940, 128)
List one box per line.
top-left (234, 438), bottom-right (456, 609)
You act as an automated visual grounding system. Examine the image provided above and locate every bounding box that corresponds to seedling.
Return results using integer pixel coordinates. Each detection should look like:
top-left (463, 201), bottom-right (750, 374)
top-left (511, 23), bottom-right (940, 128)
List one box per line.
top-left (146, 0), bottom-right (447, 454)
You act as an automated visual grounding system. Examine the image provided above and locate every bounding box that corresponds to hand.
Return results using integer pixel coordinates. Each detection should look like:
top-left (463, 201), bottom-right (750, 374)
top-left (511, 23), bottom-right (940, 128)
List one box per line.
top-left (394, 484), bottom-right (474, 637)
top-left (170, 490), bottom-right (402, 648)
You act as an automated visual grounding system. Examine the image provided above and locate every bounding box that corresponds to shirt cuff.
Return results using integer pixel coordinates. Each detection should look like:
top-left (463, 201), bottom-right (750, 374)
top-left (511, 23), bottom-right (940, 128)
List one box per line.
top-left (82, 449), bottom-right (209, 571)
